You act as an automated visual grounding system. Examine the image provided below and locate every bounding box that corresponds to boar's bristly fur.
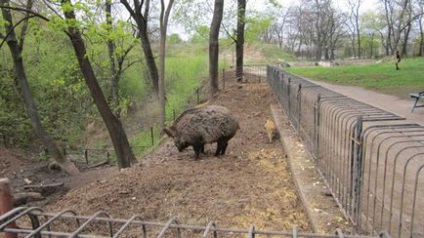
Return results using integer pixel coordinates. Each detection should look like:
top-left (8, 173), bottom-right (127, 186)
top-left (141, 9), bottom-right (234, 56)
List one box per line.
top-left (163, 105), bottom-right (239, 160)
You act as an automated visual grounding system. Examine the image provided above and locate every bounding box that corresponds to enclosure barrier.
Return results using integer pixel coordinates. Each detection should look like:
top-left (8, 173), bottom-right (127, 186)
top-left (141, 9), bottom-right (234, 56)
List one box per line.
top-left (267, 65), bottom-right (424, 237)
top-left (0, 206), bottom-right (390, 238)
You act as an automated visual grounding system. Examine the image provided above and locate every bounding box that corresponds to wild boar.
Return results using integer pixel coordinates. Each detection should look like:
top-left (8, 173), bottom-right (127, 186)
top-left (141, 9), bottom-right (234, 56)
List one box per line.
top-left (163, 105), bottom-right (239, 160)
top-left (264, 119), bottom-right (277, 143)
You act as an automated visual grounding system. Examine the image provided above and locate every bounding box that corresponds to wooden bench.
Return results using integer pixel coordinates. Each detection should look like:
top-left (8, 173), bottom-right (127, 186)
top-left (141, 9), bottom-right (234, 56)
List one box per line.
top-left (410, 92), bottom-right (424, 112)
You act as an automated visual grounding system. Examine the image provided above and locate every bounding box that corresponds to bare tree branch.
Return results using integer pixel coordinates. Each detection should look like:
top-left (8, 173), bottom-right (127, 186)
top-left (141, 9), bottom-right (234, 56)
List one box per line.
top-left (0, 4), bottom-right (49, 21)
top-left (0, 15), bottom-right (37, 49)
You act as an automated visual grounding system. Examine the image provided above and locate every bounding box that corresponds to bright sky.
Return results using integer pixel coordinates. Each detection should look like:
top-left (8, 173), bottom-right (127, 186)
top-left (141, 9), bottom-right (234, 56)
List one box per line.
top-left (169, 0), bottom-right (379, 40)
top-left (248, 0), bottom-right (378, 13)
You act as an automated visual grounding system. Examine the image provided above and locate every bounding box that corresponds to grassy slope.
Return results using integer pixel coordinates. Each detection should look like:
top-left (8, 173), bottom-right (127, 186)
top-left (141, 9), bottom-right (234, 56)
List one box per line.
top-left (286, 58), bottom-right (424, 100)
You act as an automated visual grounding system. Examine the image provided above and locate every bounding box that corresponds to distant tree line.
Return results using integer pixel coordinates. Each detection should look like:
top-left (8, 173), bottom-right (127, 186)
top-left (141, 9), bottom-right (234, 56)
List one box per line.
top-left (261, 0), bottom-right (424, 60)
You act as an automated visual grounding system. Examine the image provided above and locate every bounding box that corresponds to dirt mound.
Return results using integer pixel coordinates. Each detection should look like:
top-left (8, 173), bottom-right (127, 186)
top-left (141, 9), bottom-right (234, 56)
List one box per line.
top-left (44, 79), bottom-right (312, 232)
top-left (2, 76), bottom-right (317, 234)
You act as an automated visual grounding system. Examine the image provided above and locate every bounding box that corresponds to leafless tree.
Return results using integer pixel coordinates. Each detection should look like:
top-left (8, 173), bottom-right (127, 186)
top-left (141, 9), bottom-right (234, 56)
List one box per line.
top-left (379, 0), bottom-right (420, 56)
top-left (347, 0), bottom-right (363, 58)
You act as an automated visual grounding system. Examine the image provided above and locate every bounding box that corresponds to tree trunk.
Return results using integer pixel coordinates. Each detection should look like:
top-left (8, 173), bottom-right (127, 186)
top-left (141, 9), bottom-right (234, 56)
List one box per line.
top-left (401, 23), bottom-right (412, 56)
top-left (106, 0), bottom-right (119, 110)
top-left (158, 0), bottom-right (174, 133)
top-left (209, 0), bottom-right (224, 100)
top-left (61, 0), bottom-right (137, 169)
top-left (120, 0), bottom-right (159, 96)
top-left (1, 0), bottom-right (79, 176)
top-left (419, 14), bottom-right (424, 56)
top-left (235, 0), bottom-right (246, 82)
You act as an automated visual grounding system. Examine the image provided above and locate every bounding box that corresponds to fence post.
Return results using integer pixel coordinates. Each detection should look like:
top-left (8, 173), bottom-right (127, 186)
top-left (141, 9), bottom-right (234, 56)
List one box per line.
top-left (278, 71), bottom-right (285, 108)
top-left (151, 126), bottom-right (154, 146)
top-left (297, 83), bottom-right (302, 128)
top-left (85, 149), bottom-right (88, 164)
top-left (352, 115), bottom-right (364, 232)
top-left (0, 178), bottom-right (18, 238)
top-left (196, 88), bottom-right (200, 104)
top-left (1, 133), bottom-right (6, 148)
top-left (222, 69), bottom-right (225, 90)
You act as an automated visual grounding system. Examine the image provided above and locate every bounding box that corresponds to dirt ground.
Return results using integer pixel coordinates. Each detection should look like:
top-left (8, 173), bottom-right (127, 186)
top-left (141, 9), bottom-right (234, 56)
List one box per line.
top-left (1, 74), bottom-right (324, 236)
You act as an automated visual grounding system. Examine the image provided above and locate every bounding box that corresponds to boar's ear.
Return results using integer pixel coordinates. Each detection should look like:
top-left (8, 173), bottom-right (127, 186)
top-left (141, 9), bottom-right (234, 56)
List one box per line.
top-left (163, 127), bottom-right (175, 138)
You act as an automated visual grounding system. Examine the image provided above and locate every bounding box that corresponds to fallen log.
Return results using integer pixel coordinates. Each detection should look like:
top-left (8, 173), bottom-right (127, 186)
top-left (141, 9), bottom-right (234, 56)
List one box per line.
top-left (24, 182), bottom-right (64, 196)
top-left (89, 159), bottom-right (109, 169)
top-left (13, 192), bottom-right (44, 206)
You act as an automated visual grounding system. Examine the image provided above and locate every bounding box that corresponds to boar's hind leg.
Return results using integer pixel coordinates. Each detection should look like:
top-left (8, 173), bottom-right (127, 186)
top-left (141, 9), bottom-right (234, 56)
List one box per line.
top-left (215, 139), bottom-right (229, 156)
top-left (200, 144), bottom-right (206, 154)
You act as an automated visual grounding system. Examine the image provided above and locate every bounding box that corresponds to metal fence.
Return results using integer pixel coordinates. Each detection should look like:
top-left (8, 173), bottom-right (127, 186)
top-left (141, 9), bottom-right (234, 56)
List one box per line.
top-left (267, 65), bottom-right (424, 237)
top-left (0, 207), bottom-right (389, 238)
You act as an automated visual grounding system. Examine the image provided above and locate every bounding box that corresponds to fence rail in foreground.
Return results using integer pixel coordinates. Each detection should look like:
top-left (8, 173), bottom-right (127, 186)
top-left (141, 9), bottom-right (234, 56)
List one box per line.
top-left (266, 65), bottom-right (424, 237)
top-left (0, 207), bottom-right (391, 238)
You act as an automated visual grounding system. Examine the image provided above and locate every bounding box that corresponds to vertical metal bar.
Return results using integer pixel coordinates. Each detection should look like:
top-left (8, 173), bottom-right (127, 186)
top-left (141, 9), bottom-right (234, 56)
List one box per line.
top-left (113, 215), bottom-right (144, 238)
top-left (314, 94), bottom-right (321, 158)
top-left (398, 152), bottom-right (424, 238)
top-left (335, 228), bottom-right (345, 238)
top-left (297, 83), bottom-right (302, 130)
top-left (69, 211), bottom-right (112, 238)
top-left (201, 221), bottom-right (216, 238)
top-left (248, 224), bottom-right (255, 238)
top-left (0, 178), bottom-right (18, 238)
top-left (25, 210), bottom-right (78, 238)
top-left (292, 226), bottom-right (298, 238)
top-left (353, 116), bottom-right (363, 232)
top-left (157, 217), bottom-right (179, 238)
top-left (409, 165), bottom-right (424, 237)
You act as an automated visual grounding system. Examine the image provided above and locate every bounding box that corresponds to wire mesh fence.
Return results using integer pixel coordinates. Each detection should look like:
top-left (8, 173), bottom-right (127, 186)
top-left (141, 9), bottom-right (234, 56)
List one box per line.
top-left (267, 65), bottom-right (424, 237)
top-left (0, 207), bottom-right (390, 238)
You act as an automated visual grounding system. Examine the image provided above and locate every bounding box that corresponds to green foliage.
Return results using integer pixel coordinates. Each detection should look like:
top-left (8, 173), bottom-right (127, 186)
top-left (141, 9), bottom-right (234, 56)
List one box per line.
top-left (245, 15), bottom-right (273, 43)
top-left (130, 126), bottom-right (159, 156)
top-left (168, 33), bottom-right (183, 44)
top-left (165, 55), bottom-right (207, 122)
top-left (286, 58), bottom-right (424, 99)
top-left (190, 25), bottom-right (209, 43)
top-left (0, 68), bottom-right (33, 146)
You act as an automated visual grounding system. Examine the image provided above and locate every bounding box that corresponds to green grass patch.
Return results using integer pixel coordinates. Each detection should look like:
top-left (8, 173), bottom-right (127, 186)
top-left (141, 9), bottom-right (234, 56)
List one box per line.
top-left (131, 126), bottom-right (159, 156)
top-left (129, 54), bottom-right (208, 156)
top-left (286, 58), bottom-right (424, 99)
top-left (164, 55), bottom-right (208, 122)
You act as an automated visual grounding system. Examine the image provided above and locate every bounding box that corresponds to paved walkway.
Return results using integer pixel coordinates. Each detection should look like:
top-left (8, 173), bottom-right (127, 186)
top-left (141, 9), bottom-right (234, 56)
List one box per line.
top-left (310, 81), bottom-right (424, 125)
